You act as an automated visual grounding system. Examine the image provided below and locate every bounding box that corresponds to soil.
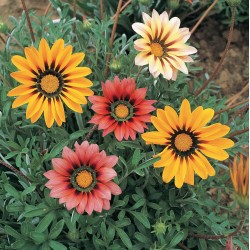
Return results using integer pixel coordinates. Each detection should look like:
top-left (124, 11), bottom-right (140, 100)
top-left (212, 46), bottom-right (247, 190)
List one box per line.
top-left (0, 0), bottom-right (249, 96)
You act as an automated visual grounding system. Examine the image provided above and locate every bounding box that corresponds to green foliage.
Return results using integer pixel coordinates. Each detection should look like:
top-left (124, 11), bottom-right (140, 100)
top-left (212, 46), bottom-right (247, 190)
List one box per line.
top-left (0, 1), bottom-right (248, 250)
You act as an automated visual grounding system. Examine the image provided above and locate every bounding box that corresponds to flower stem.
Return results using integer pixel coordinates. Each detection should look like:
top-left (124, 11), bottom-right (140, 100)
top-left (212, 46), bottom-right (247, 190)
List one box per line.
top-left (190, 0), bottom-right (219, 35)
top-left (105, 0), bottom-right (123, 78)
top-left (0, 34), bottom-right (5, 45)
top-left (44, 2), bottom-right (51, 16)
top-left (100, 0), bottom-right (104, 20)
top-left (215, 99), bottom-right (248, 116)
top-left (111, 0), bottom-right (132, 20)
top-left (0, 159), bottom-right (32, 183)
top-left (229, 128), bottom-right (249, 139)
top-left (20, 0), bottom-right (35, 43)
top-left (84, 124), bottom-right (98, 141)
top-left (189, 210), bottom-right (246, 239)
top-left (135, 66), bottom-right (143, 81)
top-left (194, 7), bottom-right (236, 97)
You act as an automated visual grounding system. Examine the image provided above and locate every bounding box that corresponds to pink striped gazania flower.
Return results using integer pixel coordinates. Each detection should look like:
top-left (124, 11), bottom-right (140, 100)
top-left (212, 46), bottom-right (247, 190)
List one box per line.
top-left (44, 141), bottom-right (122, 215)
top-left (132, 10), bottom-right (197, 80)
top-left (88, 76), bottom-right (156, 141)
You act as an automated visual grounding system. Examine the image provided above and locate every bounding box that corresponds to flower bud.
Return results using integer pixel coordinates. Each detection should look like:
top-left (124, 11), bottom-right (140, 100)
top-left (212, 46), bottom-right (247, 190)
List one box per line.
top-left (82, 16), bottom-right (92, 32)
top-left (167, 0), bottom-right (180, 10)
top-left (0, 22), bottom-right (9, 33)
top-left (226, 0), bottom-right (242, 7)
top-left (110, 57), bottom-right (122, 73)
top-left (67, 230), bottom-right (79, 242)
top-left (152, 219), bottom-right (166, 235)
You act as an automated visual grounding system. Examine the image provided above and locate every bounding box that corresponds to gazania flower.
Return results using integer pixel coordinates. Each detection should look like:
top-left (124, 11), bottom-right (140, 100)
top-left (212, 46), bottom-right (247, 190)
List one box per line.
top-left (88, 76), bottom-right (156, 141)
top-left (132, 10), bottom-right (197, 80)
top-left (44, 141), bottom-right (122, 215)
top-left (7, 38), bottom-right (93, 128)
top-left (230, 154), bottom-right (249, 209)
top-left (141, 99), bottom-right (234, 188)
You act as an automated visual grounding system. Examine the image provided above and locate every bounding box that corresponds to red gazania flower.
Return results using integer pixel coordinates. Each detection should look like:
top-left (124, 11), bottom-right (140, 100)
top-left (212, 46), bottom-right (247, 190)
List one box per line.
top-left (88, 76), bottom-right (156, 141)
top-left (44, 141), bottom-right (122, 215)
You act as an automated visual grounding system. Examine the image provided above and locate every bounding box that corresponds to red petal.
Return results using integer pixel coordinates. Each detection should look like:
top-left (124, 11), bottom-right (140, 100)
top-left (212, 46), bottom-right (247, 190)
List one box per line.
top-left (62, 147), bottom-right (80, 167)
top-left (105, 181), bottom-right (122, 195)
top-left (76, 193), bottom-right (88, 214)
top-left (52, 158), bottom-right (73, 176)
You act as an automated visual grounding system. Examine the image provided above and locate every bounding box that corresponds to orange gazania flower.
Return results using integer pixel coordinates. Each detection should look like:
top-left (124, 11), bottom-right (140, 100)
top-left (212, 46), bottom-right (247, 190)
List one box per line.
top-left (230, 154), bottom-right (249, 209)
top-left (142, 99), bottom-right (234, 188)
top-left (7, 38), bottom-right (93, 128)
top-left (132, 10), bottom-right (197, 80)
top-left (44, 141), bottom-right (122, 215)
top-left (88, 76), bottom-right (156, 141)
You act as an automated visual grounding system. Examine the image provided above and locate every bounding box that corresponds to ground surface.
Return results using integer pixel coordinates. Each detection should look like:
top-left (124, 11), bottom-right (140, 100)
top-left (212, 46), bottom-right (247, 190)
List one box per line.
top-left (0, 0), bottom-right (249, 96)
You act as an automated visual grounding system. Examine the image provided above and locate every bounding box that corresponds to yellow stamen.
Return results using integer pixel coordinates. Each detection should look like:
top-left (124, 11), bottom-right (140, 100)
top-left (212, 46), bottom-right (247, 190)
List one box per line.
top-left (115, 104), bottom-right (129, 119)
top-left (40, 74), bottom-right (59, 94)
top-left (150, 42), bottom-right (164, 57)
top-left (76, 170), bottom-right (93, 188)
top-left (174, 133), bottom-right (193, 152)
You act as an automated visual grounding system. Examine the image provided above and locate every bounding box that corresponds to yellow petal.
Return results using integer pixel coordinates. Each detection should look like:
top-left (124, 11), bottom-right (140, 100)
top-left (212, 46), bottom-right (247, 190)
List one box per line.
top-left (154, 149), bottom-right (174, 168)
top-left (141, 131), bottom-right (168, 145)
top-left (164, 106), bottom-right (179, 130)
top-left (132, 22), bottom-right (152, 42)
top-left (191, 108), bottom-right (214, 131)
top-left (175, 158), bottom-right (187, 188)
top-left (162, 155), bottom-right (180, 183)
top-left (65, 78), bottom-right (93, 88)
top-left (151, 116), bottom-right (172, 136)
top-left (11, 71), bottom-right (36, 85)
top-left (195, 151), bottom-right (216, 176)
top-left (7, 84), bottom-right (35, 96)
top-left (39, 38), bottom-right (52, 68)
top-left (26, 94), bottom-right (44, 118)
top-left (55, 45), bottom-right (72, 72)
top-left (12, 93), bottom-right (34, 108)
top-left (24, 47), bottom-right (44, 72)
top-left (205, 138), bottom-right (234, 149)
top-left (62, 53), bottom-right (85, 74)
top-left (62, 88), bottom-right (88, 104)
top-left (25, 92), bottom-right (41, 118)
top-left (51, 98), bottom-right (62, 126)
top-left (199, 144), bottom-right (229, 161)
top-left (198, 123), bottom-right (231, 140)
top-left (73, 87), bottom-right (94, 97)
top-left (12, 55), bottom-right (38, 74)
top-left (184, 158), bottom-right (194, 185)
top-left (179, 99), bottom-right (191, 130)
top-left (51, 39), bottom-right (64, 64)
top-left (60, 94), bottom-right (83, 113)
top-left (55, 97), bottom-right (65, 122)
top-left (64, 67), bottom-right (92, 79)
top-left (190, 152), bottom-right (208, 179)
top-left (43, 98), bottom-right (54, 128)
top-left (134, 51), bottom-right (150, 66)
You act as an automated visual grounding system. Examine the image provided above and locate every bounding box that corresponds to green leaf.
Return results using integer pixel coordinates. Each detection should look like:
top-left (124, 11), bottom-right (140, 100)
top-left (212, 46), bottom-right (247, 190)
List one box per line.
top-left (132, 149), bottom-right (141, 166)
top-left (116, 228), bottom-right (132, 249)
top-left (29, 232), bottom-right (47, 244)
top-left (134, 232), bottom-right (151, 244)
top-left (133, 157), bottom-right (159, 172)
top-left (4, 183), bottom-right (20, 200)
top-left (21, 185), bottom-right (36, 198)
top-left (12, 239), bottom-right (26, 249)
top-left (129, 211), bottom-right (150, 229)
top-left (36, 212), bottom-right (55, 233)
top-left (49, 220), bottom-right (64, 239)
top-left (120, 141), bottom-right (142, 149)
top-left (129, 198), bottom-right (145, 210)
top-left (168, 231), bottom-right (185, 248)
top-left (23, 207), bottom-right (49, 218)
top-left (5, 225), bottom-right (22, 239)
top-left (49, 240), bottom-right (67, 250)
top-left (43, 139), bottom-right (69, 160)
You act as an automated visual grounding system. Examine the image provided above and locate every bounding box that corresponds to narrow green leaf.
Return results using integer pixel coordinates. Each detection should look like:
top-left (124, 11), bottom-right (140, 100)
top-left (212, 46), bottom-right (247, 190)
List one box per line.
top-left (5, 225), bottom-right (22, 239)
top-left (29, 232), bottom-right (47, 244)
top-left (4, 183), bottom-right (20, 200)
top-left (49, 240), bottom-right (67, 250)
top-left (168, 231), bottom-right (185, 248)
top-left (133, 157), bottom-right (159, 172)
top-left (116, 228), bottom-right (132, 249)
top-left (132, 149), bottom-right (141, 166)
top-left (11, 240), bottom-right (26, 249)
top-left (49, 220), bottom-right (64, 239)
top-left (129, 211), bottom-right (150, 229)
top-left (36, 212), bottom-right (54, 233)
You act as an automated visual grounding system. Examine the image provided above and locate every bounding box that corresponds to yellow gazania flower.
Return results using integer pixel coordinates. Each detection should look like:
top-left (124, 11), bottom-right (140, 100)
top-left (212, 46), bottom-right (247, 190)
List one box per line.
top-left (230, 154), bottom-right (249, 209)
top-left (141, 99), bottom-right (234, 188)
top-left (132, 10), bottom-right (197, 80)
top-left (7, 38), bottom-right (94, 128)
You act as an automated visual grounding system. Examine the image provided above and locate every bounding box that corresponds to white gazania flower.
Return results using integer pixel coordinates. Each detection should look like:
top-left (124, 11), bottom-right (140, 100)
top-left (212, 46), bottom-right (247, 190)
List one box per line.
top-left (132, 10), bottom-right (197, 80)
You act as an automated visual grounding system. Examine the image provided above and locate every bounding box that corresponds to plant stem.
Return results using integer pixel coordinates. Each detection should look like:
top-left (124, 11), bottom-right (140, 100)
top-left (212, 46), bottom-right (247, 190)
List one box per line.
top-left (226, 82), bottom-right (249, 105)
top-left (135, 66), bottom-right (143, 81)
top-left (111, 0), bottom-right (132, 20)
top-left (229, 128), bottom-right (249, 139)
top-left (191, 0), bottom-right (219, 35)
top-left (0, 34), bottom-right (5, 45)
top-left (44, 2), bottom-right (51, 16)
top-left (6, 33), bottom-right (24, 50)
top-left (20, 0), bottom-right (35, 43)
top-left (84, 124), bottom-right (98, 141)
top-left (189, 210), bottom-right (246, 239)
top-left (100, 0), bottom-right (104, 20)
top-left (104, 0), bottom-right (123, 78)
top-left (178, 243), bottom-right (191, 250)
top-left (215, 99), bottom-right (248, 116)
top-left (0, 160), bottom-right (32, 183)
top-left (0, 73), bottom-right (11, 87)
top-left (194, 7), bottom-right (236, 97)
